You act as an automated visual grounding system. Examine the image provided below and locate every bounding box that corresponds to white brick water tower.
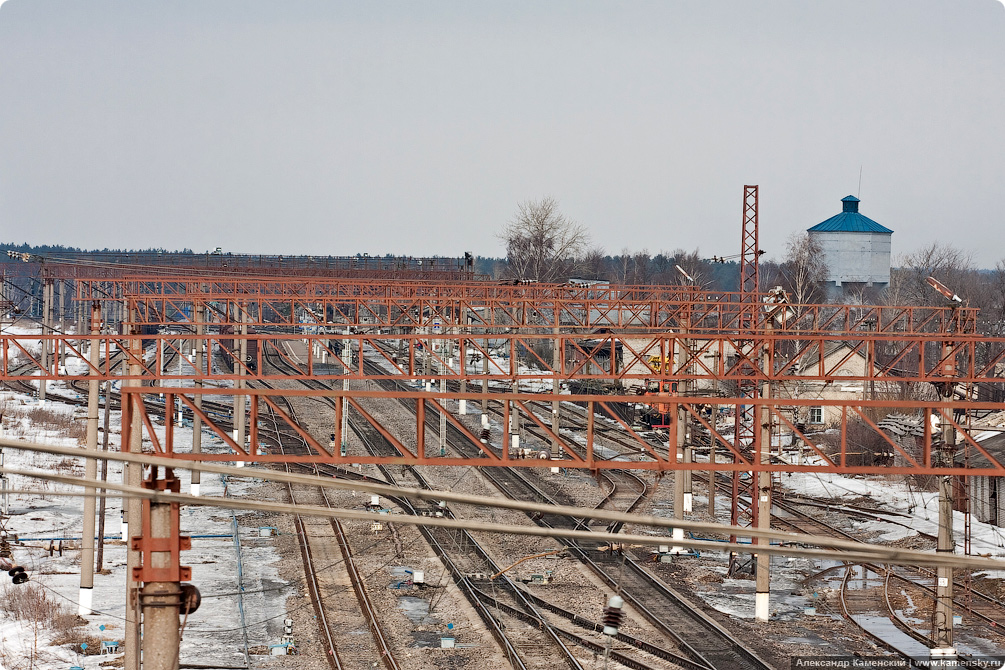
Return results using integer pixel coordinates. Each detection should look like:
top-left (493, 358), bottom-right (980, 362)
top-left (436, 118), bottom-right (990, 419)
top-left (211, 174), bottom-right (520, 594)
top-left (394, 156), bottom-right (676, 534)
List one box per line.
top-left (807, 195), bottom-right (892, 299)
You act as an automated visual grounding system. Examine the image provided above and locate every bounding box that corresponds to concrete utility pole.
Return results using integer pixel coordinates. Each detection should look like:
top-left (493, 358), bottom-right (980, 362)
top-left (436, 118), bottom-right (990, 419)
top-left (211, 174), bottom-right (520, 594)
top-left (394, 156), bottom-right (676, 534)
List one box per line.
top-left (670, 409), bottom-right (686, 554)
top-left (551, 319), bottom-right (561, 459)
top-left (932, 340), bottom-right (957, 659)
top-left (439, 374), bottom-right (447, 456)
top-left (39, 278), bottom-right (52, 402)
top-left (79, 302), bottom-right (101, 615)
top-left (341, 327), bottom-right (350, 456)
top-left (191, 301), bottom-right (205, 496)
top-left (125, 310), bottom-right (143, 670)
top-left (481, 340), bottom-right (489, 428)
top-left (95, 375), bottom-right (111, 571)
top-left (139, 486), bottom-right (183, 670)
top-left (57, 279), bottom-right (66, 362)
top-left (675, 329), bottom-right (691, 514)
top-left (458, 307), bottom-right (467, 416)
top-left (755, 337), bottom-right (773, 621)
top-left (709, 399), bottom-right (716, 517)
top-left (233, 303), bottom-right (247, 467)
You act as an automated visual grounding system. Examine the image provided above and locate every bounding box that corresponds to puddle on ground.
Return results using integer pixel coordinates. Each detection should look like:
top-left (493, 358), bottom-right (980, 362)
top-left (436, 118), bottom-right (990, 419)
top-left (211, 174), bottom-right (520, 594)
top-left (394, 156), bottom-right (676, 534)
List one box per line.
top-left (397, 595), bottom-right (445, 648)
top-left (410, 630), bottom-right (441, 648)
top-left (398, 595), bottom-right (437, 625)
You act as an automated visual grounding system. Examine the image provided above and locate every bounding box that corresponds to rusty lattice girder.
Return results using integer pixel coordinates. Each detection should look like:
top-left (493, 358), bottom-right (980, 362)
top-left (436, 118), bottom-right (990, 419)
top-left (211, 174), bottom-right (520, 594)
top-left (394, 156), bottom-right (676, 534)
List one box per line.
top-left (3, 331), bottom-right (1005, 384)
top-left (119, 292), bottom-right (976, 335)
top-left (118, 386), bottom-right (1005, 477)
top-left (67, 277), bottom-right (976, 335)
top-left (6, 254), bottom-right (477, 281)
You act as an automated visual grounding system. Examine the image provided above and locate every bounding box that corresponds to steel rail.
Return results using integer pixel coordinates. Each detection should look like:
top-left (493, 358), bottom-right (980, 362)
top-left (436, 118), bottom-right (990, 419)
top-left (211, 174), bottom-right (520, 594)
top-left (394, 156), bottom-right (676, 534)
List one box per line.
top-left (262, 349), bottom-right (570, 670)
top-left (259, 396), bottom-right (345, 669)
top-left (348, 355), bottom-right (771, 670)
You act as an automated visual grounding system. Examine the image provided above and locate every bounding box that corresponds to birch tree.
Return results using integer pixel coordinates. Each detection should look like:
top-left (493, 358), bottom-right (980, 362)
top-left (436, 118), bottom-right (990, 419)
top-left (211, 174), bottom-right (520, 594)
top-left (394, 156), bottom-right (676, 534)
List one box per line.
top-left (500, 198), bottom-right (589, 282)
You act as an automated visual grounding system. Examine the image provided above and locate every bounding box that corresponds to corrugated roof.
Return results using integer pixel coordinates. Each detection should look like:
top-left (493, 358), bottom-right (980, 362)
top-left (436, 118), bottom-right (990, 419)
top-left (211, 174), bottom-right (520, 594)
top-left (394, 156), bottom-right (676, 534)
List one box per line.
top-left (807, 195), bottom-right (893, 234)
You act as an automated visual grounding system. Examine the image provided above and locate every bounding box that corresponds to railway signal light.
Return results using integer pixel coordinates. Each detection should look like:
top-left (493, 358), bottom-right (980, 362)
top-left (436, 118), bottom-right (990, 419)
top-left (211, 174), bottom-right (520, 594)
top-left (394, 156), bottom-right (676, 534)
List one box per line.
top-left (602, 595), bottom-right (624, 636)
top-left (8, 566), bottom-right (27, 584)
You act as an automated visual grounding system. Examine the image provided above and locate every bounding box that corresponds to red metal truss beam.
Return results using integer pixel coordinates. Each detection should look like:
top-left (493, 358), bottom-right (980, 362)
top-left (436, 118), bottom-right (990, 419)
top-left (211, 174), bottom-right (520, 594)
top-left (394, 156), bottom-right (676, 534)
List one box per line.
top-left (6, 331), bottom-right (1005, 384)
top-left (117, 294), bottom-right (975, 337)
top-left (119, 386), bottom-right (1005, 476)
top-left (66, 275), bottom-right (977, 336)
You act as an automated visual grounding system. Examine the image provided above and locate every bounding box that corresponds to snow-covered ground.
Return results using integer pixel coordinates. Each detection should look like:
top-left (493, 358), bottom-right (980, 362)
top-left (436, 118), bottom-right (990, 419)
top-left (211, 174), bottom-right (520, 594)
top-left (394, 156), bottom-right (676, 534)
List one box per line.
top-left (0, 378), bottom-right (292, 670)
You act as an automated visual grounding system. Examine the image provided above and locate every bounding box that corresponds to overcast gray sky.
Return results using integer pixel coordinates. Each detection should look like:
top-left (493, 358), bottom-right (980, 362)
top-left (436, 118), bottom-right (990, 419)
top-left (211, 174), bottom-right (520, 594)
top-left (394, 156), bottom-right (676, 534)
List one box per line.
top-left (1, 1), bottom-right (1003, 265)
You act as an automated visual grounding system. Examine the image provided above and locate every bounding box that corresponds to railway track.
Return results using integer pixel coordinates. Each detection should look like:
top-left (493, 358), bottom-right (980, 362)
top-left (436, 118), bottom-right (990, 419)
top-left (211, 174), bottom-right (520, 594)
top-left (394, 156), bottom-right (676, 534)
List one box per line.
top-left (337, 351), bottom-right (776, 670)
top-left (258, 380), bottom-right (399, 670)
top-left (263, 345), bottom-right (698, 670)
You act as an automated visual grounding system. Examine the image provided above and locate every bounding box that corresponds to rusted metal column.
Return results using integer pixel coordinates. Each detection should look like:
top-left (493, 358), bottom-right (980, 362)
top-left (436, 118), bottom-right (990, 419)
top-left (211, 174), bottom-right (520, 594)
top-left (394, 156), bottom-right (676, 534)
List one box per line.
top-left (79, 301), bottom-right (101, 615)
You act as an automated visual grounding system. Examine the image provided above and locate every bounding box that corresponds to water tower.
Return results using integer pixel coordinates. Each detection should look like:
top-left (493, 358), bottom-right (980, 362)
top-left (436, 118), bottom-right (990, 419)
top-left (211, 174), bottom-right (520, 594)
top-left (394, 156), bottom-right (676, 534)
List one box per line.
top-left (807, 195), bottom-right (892, 299)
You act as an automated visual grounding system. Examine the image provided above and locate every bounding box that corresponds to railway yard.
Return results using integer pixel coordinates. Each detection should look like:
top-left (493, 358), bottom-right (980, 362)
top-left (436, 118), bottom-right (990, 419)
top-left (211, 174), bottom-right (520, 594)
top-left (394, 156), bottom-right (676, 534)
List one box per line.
top-left (3, 248), bottom-right (1005, 670)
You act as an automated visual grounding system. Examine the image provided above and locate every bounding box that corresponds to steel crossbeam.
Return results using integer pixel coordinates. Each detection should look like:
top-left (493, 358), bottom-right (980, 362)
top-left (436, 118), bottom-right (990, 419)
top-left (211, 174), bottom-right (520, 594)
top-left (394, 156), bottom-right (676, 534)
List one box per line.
top-left (63, 276), bottom-right (976, 336)
top-left (116, 386), bottom-right (1005, 477)
top-left (120, 292), bottom-right (976, 335)
top-left (4, 331), bottom-right (1005, 384)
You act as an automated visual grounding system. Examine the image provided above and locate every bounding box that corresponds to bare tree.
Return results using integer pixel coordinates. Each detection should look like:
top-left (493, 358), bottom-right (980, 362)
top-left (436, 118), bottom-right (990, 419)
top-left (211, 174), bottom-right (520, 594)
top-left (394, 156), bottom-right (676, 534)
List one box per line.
top-left (670, 248), bottom-right (711, 288)
top-left (889, 242), bottom-right (976, 306)
top-left (775, 232), bottom-right (829, 305)
top-left (499, 198), bottom-right (590, 282)
top-left (581, 247), bottom-right (609, 280)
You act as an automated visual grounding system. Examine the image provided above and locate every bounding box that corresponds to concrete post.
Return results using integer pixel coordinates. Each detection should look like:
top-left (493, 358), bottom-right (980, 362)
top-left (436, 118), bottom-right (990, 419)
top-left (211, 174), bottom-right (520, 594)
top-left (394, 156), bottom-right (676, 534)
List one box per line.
top-left (58, 279), bottom-right (66, 362)
top-left (439, 375), bottom-right (447, 456)
top-left (140, 498), bottom-right (182, 670)
top-left (341, 327), bottom-right (350, 456)
top-left (459, 306), bottom-right (467, 415)
top-left (124, 310), bottom-right (143, 670)
top-left (481, 342), bottom-right (489, 429)
top-left (79, 302), bottom-right (101, 615)
top-left (933, 351), bottom-right (957, 658)
top-left (191, 302), bottom-right (204, 495)
top-left (709, 414), bottom-right (716, 518)
top-left (670, 416), bottom-right (685, 553)
top-left (233, 303), bottom-right (247, 467)
top-left (40, 278), bottom-right (51, 402)
top-left (551, 321), bottom-right (561, 458)
top-left (96, 377), bottom-right (111, 571)
top-left (755, 338), bottom-right (773, 621)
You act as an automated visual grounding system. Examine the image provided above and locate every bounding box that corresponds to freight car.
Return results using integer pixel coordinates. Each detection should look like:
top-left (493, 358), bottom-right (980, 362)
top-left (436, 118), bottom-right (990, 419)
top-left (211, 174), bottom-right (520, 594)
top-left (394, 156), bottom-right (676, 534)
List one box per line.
top-left (218, 325), bottom-right (259, 372)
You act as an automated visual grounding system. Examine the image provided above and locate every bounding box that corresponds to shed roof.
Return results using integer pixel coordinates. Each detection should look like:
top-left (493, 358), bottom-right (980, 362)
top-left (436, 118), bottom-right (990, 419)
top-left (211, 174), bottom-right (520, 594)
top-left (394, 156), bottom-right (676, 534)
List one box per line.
top-left (807, 195), bottom-right (893, 234)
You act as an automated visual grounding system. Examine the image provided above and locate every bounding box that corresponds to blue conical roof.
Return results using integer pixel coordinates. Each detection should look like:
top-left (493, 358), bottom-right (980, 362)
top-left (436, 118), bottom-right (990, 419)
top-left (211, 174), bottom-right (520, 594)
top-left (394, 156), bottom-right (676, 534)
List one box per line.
top-left (807, 195), bottom-right (892, 233)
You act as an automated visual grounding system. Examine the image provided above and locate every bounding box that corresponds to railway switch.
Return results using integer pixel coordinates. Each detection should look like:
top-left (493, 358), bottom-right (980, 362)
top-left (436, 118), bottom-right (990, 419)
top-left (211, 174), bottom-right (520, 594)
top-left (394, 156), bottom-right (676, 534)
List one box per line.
top-left (602, 595), bottom-right (624, 636)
